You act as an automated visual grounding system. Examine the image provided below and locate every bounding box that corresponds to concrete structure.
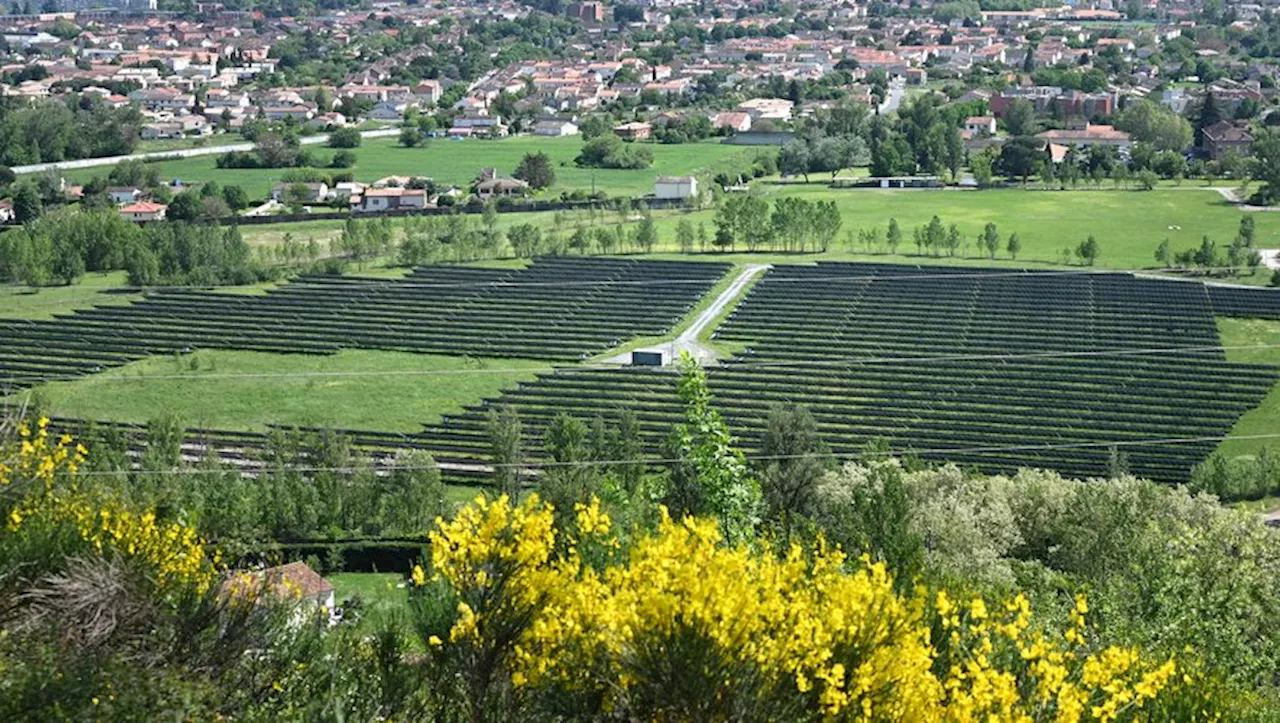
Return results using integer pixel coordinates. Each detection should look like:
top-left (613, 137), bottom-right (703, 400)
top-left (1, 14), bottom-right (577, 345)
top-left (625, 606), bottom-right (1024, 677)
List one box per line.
top-left (654, 175), bottom-right (698, 200)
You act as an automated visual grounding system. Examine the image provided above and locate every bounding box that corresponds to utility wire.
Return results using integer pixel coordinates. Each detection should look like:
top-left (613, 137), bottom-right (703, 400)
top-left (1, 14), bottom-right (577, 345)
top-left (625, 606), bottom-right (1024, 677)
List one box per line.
top-left (66, 432), bottom-right (1280, 477)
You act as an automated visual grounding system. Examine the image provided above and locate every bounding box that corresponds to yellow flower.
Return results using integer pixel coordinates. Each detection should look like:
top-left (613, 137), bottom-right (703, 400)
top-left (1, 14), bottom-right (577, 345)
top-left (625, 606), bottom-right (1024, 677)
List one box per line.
top-left (411, 564), bottom-right (426, 587)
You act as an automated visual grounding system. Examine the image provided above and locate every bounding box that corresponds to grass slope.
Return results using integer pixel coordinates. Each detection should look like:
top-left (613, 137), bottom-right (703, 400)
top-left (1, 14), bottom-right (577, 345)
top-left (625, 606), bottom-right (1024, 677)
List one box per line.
top-left (9, 349), bottom-right (549, 433)
top-left (0, 271), bottom-right (142, 321)
top-left (1217, 317), bottom-right (1280, 460)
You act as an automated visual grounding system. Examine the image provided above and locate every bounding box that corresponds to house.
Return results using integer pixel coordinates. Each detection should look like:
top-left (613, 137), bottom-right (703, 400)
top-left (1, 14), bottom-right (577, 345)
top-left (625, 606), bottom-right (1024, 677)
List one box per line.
top-left (654, 175), bottom-right (698, 200)
top-left (711, 111), bottom-right (752, 133)
top-left (613, 121), bottom-right (652, 141)
top-left (532, 119), bottom-right (579, 137)
top-left (107, 186), bottom-right (143, 205)
top-left (1035, 124), bottom-right (1130, 151)
top-left (260, 105), bottom-right (314, 121)
top-left (964, 116), bottom-right (997, 136)
top-left (354, 187), bottom-right (428, 213)
top-left (475, 177), bottom-right (530, 199)
top-left (224, 562), bottom-right (336, 615)
top-left (737, 97), bottom-right (794, 121)
top-left (271, 182), bottom-right (330, 203)
top-left (1202, 121), bottom-right (1254, 160)
top-left (119, 201), bottom-right (167, 222)
top-left (0, 198), bottom-right (13, 223)
top-left (368, 100), bottom-right (408, 122)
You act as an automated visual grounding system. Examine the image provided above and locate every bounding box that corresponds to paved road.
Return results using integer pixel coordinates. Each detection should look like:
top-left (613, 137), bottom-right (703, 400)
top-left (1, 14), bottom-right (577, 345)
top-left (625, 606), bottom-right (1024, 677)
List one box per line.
top-left (13, 127), bottom-right (401, 175)
top-left (878, 78), bottom-right (906, 115)
top-left (601, 263), bottom-right (770, 366)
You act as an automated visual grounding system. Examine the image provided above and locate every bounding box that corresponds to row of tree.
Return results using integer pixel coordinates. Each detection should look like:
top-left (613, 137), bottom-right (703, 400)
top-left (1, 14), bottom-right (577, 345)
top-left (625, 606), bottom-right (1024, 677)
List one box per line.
top-left (712, 194), bottom-right (843, 253)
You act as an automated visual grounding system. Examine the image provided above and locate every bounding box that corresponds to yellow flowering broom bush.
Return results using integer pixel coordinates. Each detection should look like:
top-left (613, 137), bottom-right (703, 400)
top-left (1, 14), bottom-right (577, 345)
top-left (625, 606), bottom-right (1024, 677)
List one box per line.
top-left (1, 418), bottom-right (215, 596)
top-left (414, 494), bottom-right (1220, 721)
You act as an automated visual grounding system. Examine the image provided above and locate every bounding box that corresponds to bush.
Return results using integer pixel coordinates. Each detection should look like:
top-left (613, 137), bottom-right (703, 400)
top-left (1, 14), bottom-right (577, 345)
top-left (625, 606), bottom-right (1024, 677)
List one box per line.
top-left (327, 127), bottom-right (362, 148)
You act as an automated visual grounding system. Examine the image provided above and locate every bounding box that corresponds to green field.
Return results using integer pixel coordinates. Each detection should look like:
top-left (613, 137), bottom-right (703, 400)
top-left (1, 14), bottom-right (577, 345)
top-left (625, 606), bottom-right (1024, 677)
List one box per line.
top-left (1217, 317), bottom-right (1280, 459)
top-left (61, 136), bottom-right (759, 201)
top-left (329, 572), bottom-right (410, 630)
top-left (0, 271), bottom-right (142, 321)
top-left (237, 187), bottom-right (1279, 279)
top-left (9, 349), bottom-right (549, 433)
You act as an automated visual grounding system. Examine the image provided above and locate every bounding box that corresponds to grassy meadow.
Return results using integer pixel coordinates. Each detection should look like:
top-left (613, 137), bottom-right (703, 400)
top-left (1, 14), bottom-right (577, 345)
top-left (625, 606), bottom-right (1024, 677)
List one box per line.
top-left (61, 136), bottom-right (761, 201)
top-left (1217, 317), bottom-right (1280, 460)
top-left (8, 349), bottom-right (549, 433)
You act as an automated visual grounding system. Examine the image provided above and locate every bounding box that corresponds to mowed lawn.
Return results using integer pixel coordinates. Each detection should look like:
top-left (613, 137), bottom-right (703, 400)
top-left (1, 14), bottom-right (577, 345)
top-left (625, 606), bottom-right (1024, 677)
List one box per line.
top-left (1217, 317), bottom-right (1280, 460)
top-left (0, 271), bottom-right (143, 321)
top-left (9, 349), bottom-right (549, 433)
top-left (237, 187), bottom-right (1279, 277)
top-left (61, 136), bottom-right (759, 201)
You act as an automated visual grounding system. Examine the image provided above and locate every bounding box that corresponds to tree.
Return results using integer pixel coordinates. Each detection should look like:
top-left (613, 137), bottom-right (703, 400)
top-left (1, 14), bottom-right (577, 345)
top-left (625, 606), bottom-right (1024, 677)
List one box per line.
top-left (507, 224), bottom-right (541, 257)
top-left (166, 191), bottom-right (202, 222)
top-left (1003, 99), bottom-right (1037, 136)
top-left (758, 404), bottom-right (831, 537)
top-left (253, 132), bottom-right (299, 168)
top-left (662, 352), bottom-right (760, 543)
top-left (983, 222), bottom-right (1000, 259)
top-left (635, 214), bottom-right (658, 253)
top-left (1007, 232), bottom-right (1022, 260)
top-left (12, 182), bottom-right (42, 224)
top-left (1154, 239), bottom-right (1171, 267)
top-left (398, 126), bottom-right (423, 148)
top-left (487, 405), bottom-right (523, 499)
top-left (1195, 92), bottom-right (1223, 146)
top-left (1076, 235), bottom-right (1100, 266)
top-left (330, 150), bottom-right (357, 169)
top-left (221, 185), bottom-right (249, 211)
top-left (886, 218), bottom-right (902, 255)
top-left (998, 137), bottom-right (1044, 184)
top-left (540, 413), bottom-right (599, 529)
top-left (1115, 100), bottom-right (1193, 152)
top-left (970, 152), bottom-right (994, 188)
top-left (676, 219), bottom-right (695, 254)
top-left (778, 139), bottom-right (811, 181)
top-left (512, 151), bottom-right (555, 190)
top-left (1136, 169), bottom-right (1159, 190)
top-left (1251, 129), bottom-right (1280, 205)
top-left (327, 127), bottom-right (362, 148)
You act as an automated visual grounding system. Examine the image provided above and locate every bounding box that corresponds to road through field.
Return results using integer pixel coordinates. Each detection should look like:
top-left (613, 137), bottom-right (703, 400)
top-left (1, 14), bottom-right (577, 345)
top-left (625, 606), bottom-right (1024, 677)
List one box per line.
top-left (602, 263), bottom-right (770, 365)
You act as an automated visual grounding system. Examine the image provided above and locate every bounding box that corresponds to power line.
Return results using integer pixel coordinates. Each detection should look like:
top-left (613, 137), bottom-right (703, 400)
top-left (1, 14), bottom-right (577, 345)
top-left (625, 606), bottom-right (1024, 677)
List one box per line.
top-left (67, 431), bottom-right (1280, 477)
top-left (0, 341), bottom-right (1274, 387)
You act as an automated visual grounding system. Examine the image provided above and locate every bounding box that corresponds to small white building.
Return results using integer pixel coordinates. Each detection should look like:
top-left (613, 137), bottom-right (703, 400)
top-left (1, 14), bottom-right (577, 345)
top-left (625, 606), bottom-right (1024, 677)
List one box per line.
top-left (532, 119), bottom-right (579, 137)
top-left (107, 186), bottom-right (143, 205)
top-left (354, 188), bottom-right (428, 213)
top-left (654, 175), bottom-right (698, 200)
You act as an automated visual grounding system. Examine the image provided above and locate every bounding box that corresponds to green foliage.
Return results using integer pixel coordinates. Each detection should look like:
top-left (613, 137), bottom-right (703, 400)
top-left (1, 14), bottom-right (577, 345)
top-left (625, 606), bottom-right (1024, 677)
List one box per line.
top-left (661, 353), bottom-right (760, 543)
top-left (327, 127), bottom-right (362, 149)
top-left (512, 151), bottom-right (555, 190)
top-left (574, 134), bottom-right (653, 170)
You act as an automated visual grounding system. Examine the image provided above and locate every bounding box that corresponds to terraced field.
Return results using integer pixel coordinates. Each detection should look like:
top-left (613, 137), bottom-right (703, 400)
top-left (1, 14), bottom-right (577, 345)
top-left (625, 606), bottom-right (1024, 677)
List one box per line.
top-left (19, 260), bottom-right (1280, 487)
top-left (396, 264), bottom-right (1280, 483)
top-left (0, 257), bottom-right (730, 392)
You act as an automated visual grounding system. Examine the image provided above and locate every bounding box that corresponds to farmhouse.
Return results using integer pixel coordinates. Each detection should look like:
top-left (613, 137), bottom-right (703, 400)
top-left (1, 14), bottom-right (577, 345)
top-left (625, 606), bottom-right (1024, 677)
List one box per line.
top-left (354, 188), bottom-right (428, 213)
top-left (107, 186), bottom-right (144, 205)
top-left (613, 121), bottom-right (652, 141)
top-left (532, 119), bottom-right (579, 137)
top-left (654, 175), bottom-right (698, 200)
top-left (119, 201), bottom-right (168, 222)
top-left (271, 182), bottom-right (331, 203)
top-left (475, 177), bottom-right (530, 199)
